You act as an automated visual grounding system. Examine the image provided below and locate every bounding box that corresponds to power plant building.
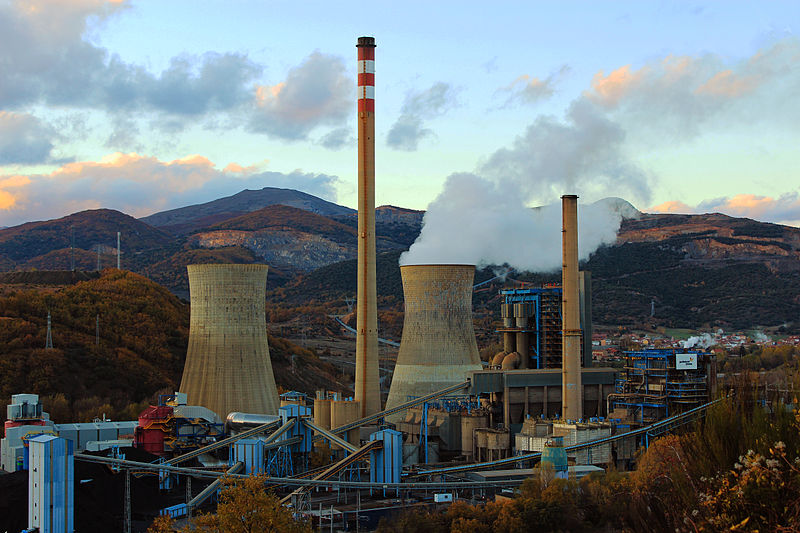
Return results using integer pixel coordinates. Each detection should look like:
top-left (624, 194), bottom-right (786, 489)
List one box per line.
top-left (385, 264), bottom-right (484, 421)
top-left (179, 264), bottom-right (279, 419)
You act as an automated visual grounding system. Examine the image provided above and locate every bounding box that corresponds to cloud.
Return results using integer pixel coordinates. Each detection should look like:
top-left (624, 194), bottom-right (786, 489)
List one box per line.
top-left (584, 39), bottom-right (800, 141)
top-left (0, 112), bottom-right (57, 164)
top-left (0, 153), bottom-right (340, 226)
top-left (480, 98), bottom-right (652, 205)
top-left (650, 192), bottom-right (800, 226)
top-left (386, 82), bottom-right (457, 151)
top-left (248, 52), bottom-right (352, 140)
top-left (0, 1), bottom-right (262, 119)
top-left (499, 66), bottom-right (569, 107)
top-left (317, 127), bottom-right (353, 150)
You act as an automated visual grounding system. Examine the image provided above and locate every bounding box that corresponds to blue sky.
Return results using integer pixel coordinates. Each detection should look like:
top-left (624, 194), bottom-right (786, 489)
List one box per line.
top-left (1, 0), bottom-right (799, 227)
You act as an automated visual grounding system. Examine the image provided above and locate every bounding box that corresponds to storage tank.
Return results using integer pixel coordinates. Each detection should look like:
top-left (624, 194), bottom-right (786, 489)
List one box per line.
top-left (385, 265), bottom-right (483, 421)
top-left (179, 264), bottom-right (279, 419)
top-left (460, 412), bottom-right (488, 460)
top-left (313, 399), bottom-right (332, 430)
top-left (331, 399), bottom-right (361, 448)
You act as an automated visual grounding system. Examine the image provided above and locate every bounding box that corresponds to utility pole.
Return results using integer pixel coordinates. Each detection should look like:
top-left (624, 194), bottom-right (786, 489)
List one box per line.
top-left (45, 311), bottom-right (53, 350)
top-left (116, 232), bottom-right (121, 269)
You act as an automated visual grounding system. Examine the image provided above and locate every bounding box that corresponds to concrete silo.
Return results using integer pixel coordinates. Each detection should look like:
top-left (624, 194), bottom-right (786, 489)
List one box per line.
top-left (385, 265), bottom-right (483, 421)
top-left (179, 264), bottom-right (279, 419)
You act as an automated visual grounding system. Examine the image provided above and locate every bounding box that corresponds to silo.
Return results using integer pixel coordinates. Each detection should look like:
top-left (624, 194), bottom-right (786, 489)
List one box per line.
top-left (385, 265), bottom-right (483, 421)
top-left (179, 264), bottom-right (279, 419)
top-left (331, 399), bottom-right (361, 448)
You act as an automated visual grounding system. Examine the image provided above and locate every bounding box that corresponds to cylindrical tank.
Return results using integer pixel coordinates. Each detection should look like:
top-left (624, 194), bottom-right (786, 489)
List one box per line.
top-left (385, 265), bottom-right (484, 422)
top-left (513, 303), bottom-right (529, 328)
top-left (460, 413), bottom-right (488, 459)
top-left (516, 332), bottom-right (529, 369)
top-left (503, 332), bottom-right (515, 353)
top-left (501, 303), bottom-right (513, 328)
top-left (225, 412), bottom-right (282, 433)
top-left (331, 399), bottom-right (361, 448)
top-left (179, 264), bottom-right (279, 419)
top-left (313, 399), bottom-right (332, 430)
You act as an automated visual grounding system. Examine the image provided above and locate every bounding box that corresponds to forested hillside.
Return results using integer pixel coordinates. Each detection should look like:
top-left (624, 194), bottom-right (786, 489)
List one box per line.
top-left (0, 270), bottom-right (344, 423)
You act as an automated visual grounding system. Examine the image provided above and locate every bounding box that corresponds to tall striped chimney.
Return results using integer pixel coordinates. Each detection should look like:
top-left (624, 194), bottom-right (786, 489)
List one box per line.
top-left (354, 36), bottom-right (380, 417)
top-left (561, 194), bottom-right (583, 421)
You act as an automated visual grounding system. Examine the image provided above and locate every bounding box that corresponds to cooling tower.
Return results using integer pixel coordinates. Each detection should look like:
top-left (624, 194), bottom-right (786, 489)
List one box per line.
top-left (385, 265), bottom-right (483, 421)
top-left (179, 264), bottom-right (279, 419)
top-left (561, 195), bottom-right (583, 421)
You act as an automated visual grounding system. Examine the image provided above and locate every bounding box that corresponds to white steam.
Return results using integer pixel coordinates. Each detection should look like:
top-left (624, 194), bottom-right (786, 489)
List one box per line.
top-left (399, 174), bottom-right (628, 270)
top-left (682, 334), bottom-right (715, 350)
top-left (399, 98), bottom-right (648, 270)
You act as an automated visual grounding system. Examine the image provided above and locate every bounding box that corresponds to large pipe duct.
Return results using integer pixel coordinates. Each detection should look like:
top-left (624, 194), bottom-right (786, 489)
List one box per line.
top-left (561, 195), bottom-right (583, 421)
top-left (354, 36), bottom-right (381, 417)
top-left (179, 264), bottom-right (279, 419)
top-left (385, 265), bottom-right (484, 422)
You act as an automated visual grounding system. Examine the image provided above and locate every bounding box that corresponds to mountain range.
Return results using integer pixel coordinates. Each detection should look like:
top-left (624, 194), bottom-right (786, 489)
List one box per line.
top-left (0, 186), bottom-right (798, 331)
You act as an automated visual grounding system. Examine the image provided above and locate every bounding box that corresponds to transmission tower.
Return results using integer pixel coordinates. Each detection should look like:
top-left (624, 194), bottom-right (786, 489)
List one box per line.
top-left (45, 311), bottom-right (53, 349)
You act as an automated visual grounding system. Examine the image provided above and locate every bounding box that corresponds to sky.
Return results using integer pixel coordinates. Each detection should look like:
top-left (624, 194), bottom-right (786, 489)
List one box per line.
top-left (1, 0), bottom-right (799, 228)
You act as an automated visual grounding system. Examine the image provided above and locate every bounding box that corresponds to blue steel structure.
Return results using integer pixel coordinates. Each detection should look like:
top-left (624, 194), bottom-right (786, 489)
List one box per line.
top-left (608, 349), bottom-right (711, 425)
top-left (498, 287), bottom-right (563, 369)
top-left (28, 435), bottom-right (74, 533)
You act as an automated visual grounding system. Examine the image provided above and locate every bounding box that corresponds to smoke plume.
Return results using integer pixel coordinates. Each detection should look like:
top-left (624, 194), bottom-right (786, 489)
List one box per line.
top-left (400, 174), bottom-right (630, 270)
top-left (399, 97), bottom-right (649, 270)
top-left (681, 334), bottom-right (715, 350)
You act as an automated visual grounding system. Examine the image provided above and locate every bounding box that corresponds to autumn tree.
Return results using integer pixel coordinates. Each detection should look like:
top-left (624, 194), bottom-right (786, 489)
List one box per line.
top-left (148, 474), bottom-right (311, 533)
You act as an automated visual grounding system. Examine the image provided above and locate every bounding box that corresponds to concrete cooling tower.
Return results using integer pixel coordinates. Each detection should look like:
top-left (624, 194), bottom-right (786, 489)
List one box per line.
top-left (385, 265), bottom-right (483, 421)
top-left (179, 264), bottom-right (279, 419)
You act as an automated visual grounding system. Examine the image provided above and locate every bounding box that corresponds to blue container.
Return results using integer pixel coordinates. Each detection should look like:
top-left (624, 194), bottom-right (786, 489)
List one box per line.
top-left (541, 436), bottom-right (568, 479)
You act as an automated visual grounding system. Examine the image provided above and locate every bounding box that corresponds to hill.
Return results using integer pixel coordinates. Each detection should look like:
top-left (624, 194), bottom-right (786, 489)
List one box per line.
top-left (140, 187), bottom-right (355, 234)
top-left (0, 208), bottom-right (173, 270)
top-left (188, 205), bottom-right (358, 272)
top-left (583, 212), bottom-right (800, 330)
top-left (0, 270), bottom-right (346, 424)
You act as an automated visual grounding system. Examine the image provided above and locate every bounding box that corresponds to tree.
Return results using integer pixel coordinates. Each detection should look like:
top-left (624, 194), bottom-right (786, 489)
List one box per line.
top-left (148, 474), bottom-right (311, 533)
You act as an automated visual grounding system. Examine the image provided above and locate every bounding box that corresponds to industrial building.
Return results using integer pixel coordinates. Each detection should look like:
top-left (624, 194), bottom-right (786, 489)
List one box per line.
top-left (1, 36), bottom-right (721, 533)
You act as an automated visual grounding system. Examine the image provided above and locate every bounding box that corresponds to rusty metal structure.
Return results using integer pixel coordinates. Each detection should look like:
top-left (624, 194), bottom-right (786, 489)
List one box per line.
top-left (179, 264), bottom-right (279, 419)
top-left (354, 36), bottom-right (381, 417)
top-left (385, 265), bottom-right (484, 421)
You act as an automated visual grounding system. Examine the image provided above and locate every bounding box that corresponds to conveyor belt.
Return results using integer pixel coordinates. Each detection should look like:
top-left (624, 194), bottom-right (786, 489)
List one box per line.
top-left (279, 439), bottom-right (382, 505)
top-left (76, 453), bottom-right (525, 490)
top-left (164, 420), bottom-right (281, 465)
top-left (303, 420), bottom-right (359, 453)
top-left (188, 461), bottom-right (243, 509)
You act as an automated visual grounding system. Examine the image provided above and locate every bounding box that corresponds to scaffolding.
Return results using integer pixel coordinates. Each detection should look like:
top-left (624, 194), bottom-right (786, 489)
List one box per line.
top-left (608, 349), bottom-right (711, 425)
top-left (497, 287), bottom-right (564, 369)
